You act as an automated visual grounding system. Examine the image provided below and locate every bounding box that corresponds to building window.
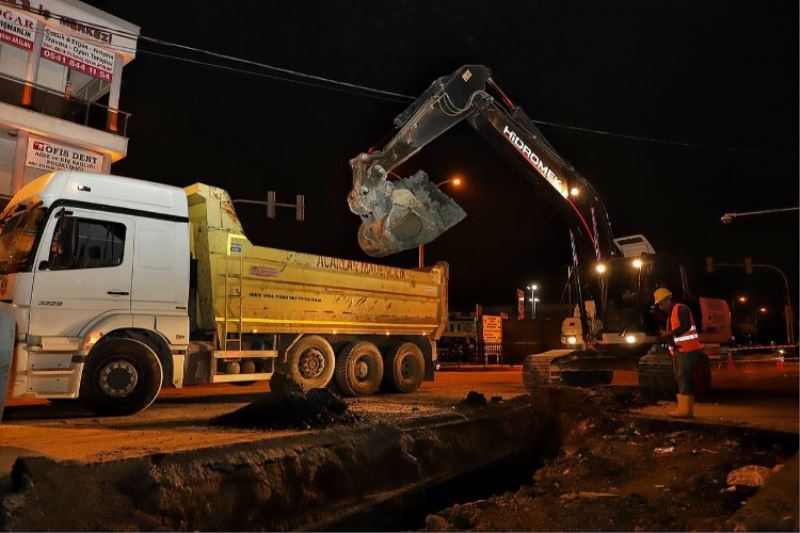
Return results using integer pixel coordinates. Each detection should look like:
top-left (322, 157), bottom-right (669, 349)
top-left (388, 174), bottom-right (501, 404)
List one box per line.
top-left (49, 217), bottom-right (125, 270)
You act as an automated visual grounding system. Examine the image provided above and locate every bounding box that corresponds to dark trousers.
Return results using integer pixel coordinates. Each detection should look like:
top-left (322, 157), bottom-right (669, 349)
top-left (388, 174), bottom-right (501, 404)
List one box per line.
top-left (672, 349), bottom-right (704, 395)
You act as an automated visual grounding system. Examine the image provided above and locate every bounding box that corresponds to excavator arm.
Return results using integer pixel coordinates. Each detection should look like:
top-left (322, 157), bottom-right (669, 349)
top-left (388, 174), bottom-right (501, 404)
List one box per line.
top-left (349, 65), bottom-right (619, 342)
top-left (349, 64), bottom-right (616, 262)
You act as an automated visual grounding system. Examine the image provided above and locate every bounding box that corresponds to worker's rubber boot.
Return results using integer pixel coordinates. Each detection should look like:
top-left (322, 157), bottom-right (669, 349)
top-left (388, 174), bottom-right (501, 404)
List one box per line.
top-left (668, 394), bottom-right (694, 419)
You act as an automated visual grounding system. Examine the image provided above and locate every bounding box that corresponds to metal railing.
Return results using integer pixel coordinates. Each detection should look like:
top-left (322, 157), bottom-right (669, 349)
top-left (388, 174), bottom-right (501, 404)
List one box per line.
top-left (0, 72), bottom-right (130, 136)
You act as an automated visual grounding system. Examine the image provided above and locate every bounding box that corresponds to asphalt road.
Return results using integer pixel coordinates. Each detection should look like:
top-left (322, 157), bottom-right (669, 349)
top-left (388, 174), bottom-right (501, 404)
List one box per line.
top-left (0, 363), bottom-right (796, 474)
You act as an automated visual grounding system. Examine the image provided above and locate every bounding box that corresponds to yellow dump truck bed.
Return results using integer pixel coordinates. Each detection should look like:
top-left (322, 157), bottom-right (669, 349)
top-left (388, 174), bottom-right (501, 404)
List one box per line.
top-left (185, 184), bottom-right (448, 343)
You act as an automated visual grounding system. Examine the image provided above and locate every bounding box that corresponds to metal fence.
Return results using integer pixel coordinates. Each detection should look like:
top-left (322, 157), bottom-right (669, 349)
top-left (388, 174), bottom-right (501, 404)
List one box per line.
top-left (436, 341), bottom-right (530, 366)
top-left (0, 72), bottom-right (130, 136)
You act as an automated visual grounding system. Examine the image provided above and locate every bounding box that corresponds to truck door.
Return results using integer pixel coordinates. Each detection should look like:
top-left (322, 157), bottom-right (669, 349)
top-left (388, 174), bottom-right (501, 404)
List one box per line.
top-left (29, 208), bottom-right (134, 338)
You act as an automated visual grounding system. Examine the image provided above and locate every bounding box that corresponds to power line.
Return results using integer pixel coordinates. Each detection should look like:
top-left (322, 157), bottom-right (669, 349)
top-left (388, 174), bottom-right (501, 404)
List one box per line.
top-left (530, 119), bottom-right (797, 157)
top-left (139, 35), bottom-right (414, 103)
top-left (140, 39), bottom-right (797, 156)
top-left (3, 0), bottom-right (797, 156)
top-left (137, 50), bottom-right (412, 104)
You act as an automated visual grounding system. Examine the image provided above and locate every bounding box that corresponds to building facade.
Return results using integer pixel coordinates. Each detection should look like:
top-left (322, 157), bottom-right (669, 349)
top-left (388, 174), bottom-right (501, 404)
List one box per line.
top-left (0, 0), bottom-right (138, 198)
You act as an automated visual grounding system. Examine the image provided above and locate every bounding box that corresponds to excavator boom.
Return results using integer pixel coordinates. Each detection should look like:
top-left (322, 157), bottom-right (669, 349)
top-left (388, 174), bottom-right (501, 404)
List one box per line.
top-left (349, 64), bottom-right (616, 262)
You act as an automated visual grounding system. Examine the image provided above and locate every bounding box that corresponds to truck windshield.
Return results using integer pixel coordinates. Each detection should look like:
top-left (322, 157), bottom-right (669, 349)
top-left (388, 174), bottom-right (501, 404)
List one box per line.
top-left (0, 206), bottom-right (46, 274)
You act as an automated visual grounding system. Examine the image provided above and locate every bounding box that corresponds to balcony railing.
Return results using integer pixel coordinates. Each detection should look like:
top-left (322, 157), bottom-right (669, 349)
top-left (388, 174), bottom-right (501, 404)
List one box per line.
top-left (0, 72), bottom-right (130, 137)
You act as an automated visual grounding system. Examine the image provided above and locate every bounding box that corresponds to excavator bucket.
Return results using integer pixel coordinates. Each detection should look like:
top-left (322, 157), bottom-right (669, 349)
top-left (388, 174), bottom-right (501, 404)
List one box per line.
top-left (348, 162), bottom-right (466, 257)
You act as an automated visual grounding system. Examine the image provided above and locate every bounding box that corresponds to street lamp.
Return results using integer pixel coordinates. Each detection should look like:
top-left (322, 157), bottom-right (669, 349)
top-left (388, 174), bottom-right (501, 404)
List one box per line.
top-left (720, 206), bottom-right (799, 224)
top-left (437, 176), bottom-right (463, 187)
top-left (418, 175), bottom-right (464, 267)
top-left (526, 284), bottom-right (539, 318)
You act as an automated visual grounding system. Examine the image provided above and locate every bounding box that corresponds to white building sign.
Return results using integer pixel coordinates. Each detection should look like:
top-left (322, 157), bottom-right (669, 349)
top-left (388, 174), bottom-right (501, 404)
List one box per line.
top-left (26, 137), bottom-right (103, 173)
top-left (41, 26), bottom-right (115, 81)
top-left (0, 5), bottom-right (36, 52)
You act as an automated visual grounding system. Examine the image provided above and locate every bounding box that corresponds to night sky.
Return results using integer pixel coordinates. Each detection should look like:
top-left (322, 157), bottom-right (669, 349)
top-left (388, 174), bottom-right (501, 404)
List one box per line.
top-left (87, 1), bottom-right (798, 335)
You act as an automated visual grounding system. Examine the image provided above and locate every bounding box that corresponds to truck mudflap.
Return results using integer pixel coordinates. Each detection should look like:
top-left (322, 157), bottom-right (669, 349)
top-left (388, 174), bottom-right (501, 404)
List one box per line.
top-left (0, 302), bottom-right (14, 421)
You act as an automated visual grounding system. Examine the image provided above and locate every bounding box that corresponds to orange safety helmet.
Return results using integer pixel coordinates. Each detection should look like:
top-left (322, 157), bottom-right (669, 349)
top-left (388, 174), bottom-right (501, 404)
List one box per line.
top-left (653, 288), bottom-right (673, 305)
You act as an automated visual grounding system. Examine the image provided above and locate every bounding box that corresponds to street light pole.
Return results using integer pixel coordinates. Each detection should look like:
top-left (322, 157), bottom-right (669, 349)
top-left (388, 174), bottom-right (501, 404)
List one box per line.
top-left (720, 206), bottom-right (799, 224)
top-left (418, 176), bottom-right (463, 268)
top-left (527, 284), bottom-right (538, 319)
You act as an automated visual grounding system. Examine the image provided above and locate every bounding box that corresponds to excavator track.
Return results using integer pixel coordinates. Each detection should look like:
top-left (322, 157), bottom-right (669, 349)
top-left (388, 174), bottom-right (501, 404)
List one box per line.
top-left (521, 350), bottom-right (572, 391)
top-left (637, 352), bottom-right (676, 399)
top-left (637, 351), bottom-right (712, 400)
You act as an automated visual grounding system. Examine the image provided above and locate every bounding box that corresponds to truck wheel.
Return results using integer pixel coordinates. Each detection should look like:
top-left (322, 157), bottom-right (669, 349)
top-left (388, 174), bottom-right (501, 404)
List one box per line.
top-left (335, 341), bottom-right (384, 397)
top-left (287, 335), bottom-right (335, 391)
top-left (383, 342), bottom-right (425, 393)
top-left (79, 338), bottom-right (163, 416)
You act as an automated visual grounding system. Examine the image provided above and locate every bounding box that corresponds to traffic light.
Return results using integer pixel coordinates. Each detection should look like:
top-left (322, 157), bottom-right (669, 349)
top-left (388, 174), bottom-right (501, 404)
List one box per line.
top-left (706, 257), bottom-right (714, 273)
top-left (745, 257), bottom-right (753, 274)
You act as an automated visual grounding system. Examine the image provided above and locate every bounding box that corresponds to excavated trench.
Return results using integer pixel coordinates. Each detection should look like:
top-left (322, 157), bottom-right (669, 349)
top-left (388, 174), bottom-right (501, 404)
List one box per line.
top-left (3, 387), bottom-right (796, 531)
top-left (0, 394), bottom-right (563, 532)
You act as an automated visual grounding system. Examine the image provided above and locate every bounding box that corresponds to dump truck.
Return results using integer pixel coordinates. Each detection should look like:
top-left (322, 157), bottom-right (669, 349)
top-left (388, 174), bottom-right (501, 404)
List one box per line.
top-left (0, 171), bottom-right (447, 417)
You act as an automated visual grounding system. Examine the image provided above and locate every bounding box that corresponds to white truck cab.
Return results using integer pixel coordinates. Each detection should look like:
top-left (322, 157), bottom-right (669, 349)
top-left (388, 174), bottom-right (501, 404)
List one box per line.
top-left (0, 171), bottom-right (190, 414)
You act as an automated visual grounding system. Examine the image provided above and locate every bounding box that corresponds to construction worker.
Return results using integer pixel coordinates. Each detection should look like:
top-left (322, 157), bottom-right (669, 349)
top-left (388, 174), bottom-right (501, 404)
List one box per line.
top-left (654, 288), bottom-right (703, 418)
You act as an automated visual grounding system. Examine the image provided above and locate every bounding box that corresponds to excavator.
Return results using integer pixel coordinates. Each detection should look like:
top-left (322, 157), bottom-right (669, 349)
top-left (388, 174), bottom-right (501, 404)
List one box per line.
top-left (348, 65), bottom-right (731, 393)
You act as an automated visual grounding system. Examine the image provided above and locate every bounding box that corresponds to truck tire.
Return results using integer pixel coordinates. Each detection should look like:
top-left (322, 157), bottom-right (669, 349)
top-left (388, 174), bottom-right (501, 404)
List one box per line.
top-left (335, 341), bottom-right (384, 397)
top-left (79, 338), bottom-right (163, 416)
top-left (287, 335), bottom-right (335, 392)
top-left (383, 342), bottom-right (425, 393)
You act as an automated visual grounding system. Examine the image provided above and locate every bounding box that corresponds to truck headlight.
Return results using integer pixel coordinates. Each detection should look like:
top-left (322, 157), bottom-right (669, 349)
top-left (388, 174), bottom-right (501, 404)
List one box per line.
top-left (566, 336), bottom-right (578, 345)
top-left (625, 334), bottom-right (637, 344)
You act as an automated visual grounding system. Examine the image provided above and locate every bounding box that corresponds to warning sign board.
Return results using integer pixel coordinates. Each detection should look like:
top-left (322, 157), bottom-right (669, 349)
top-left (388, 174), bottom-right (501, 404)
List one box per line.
top-left (481, 315), bottom-right (503, 343)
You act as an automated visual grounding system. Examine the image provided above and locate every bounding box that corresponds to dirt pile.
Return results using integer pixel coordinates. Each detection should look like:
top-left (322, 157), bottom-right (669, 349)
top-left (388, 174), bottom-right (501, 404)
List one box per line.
top-left (425, 386), bottom-right (798, 532)
top-left (215, 376), bottom-right (358, 430)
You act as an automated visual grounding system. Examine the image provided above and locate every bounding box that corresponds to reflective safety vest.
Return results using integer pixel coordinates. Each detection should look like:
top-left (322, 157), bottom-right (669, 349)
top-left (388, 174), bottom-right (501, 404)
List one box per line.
top-left (668, 303), bottom-right (703, 354)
